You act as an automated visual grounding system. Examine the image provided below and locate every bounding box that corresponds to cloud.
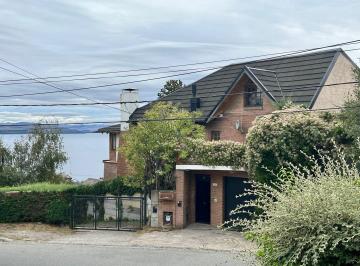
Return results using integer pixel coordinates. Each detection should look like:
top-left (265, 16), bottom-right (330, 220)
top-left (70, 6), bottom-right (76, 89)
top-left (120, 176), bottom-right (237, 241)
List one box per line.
top-left (0, 0), bottom-right (359, 123)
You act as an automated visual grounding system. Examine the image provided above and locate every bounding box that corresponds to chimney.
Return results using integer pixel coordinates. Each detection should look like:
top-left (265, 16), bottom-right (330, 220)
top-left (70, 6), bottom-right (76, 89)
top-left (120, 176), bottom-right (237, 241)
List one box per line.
top-left (120, 88), bottom-right (139, 131)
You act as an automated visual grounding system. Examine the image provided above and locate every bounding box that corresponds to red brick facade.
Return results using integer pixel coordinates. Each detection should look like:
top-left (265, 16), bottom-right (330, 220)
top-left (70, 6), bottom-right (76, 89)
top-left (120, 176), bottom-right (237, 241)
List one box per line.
top-left (206, 76), bottom-right (275, 142)
top-left (157, 170), bottom-right (249, 228)
top-left (103, 132), bottom-right (130, 180)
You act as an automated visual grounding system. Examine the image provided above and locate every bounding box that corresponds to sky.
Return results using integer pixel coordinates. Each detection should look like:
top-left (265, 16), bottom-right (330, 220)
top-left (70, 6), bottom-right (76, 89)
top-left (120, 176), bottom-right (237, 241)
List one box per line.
top-left (0, 0), bottom-right (359, 124)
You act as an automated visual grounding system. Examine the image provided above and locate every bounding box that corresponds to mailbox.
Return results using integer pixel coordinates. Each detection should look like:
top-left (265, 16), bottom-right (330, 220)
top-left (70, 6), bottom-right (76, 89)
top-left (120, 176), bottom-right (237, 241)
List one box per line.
top-left (163, 212), bottom-right (173, 226)
top-left (159, 191), bottom-right (174, 201)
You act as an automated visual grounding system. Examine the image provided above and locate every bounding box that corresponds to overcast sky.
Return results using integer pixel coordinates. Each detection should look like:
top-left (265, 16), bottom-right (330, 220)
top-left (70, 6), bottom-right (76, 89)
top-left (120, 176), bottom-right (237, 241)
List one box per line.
top-left (0, 0), bottom-right (359, 123)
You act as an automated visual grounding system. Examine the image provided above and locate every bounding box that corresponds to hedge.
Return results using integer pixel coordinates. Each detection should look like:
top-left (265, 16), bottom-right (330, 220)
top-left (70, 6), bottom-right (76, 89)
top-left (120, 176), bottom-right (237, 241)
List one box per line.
top-left (0, 177), bottom-right (142, 225)
top-left (0, 191), bottom-right (71, 224)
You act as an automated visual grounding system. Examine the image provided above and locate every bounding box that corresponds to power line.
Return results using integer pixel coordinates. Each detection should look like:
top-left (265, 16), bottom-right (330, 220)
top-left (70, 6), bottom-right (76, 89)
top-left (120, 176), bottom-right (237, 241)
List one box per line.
top-left (0, 40), bottom-right (359, 84)
top-left (0, 66), bottom-right (224, 86)
top-left (0, 66), bottom-right (222, 98)
top-left (0, 80), bottom-right (357, 106)
top-left (0, 40), bottom-right (359, 100)
top-left (0, 104), bottom-right (356, 128)
top-left (0, 61), bottom-right (125, 112)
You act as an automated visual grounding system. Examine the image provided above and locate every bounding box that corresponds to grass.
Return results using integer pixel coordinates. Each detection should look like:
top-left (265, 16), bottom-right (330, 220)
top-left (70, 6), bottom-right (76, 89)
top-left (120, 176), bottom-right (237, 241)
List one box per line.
top-left (0, 182), bottom-right (76, 193)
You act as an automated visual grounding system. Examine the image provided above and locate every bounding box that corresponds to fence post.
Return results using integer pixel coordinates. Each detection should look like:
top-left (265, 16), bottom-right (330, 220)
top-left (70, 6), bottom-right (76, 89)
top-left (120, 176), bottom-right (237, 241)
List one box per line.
top-left (93, 196), bottom-right (96, 230)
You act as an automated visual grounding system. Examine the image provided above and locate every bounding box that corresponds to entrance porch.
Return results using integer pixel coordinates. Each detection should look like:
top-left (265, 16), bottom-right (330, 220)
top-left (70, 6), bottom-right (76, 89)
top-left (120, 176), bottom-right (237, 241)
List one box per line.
top-left (158, 165), bottom-right (249, 229)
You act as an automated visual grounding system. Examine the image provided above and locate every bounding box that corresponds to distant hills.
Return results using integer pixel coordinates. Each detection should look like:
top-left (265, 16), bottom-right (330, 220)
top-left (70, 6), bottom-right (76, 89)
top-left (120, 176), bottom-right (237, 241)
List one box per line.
top-left (0, 122), bottom-right (110, 134)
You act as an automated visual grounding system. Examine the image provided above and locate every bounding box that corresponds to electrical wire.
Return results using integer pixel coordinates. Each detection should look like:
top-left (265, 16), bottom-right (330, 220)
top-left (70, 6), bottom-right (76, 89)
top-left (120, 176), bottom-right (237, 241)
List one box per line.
top-left (0, 80), bottom-right (356, 107)
top-left (0, 39), bottom-right (358, 84)
top-left (0, 61), bottom-right (126, 112)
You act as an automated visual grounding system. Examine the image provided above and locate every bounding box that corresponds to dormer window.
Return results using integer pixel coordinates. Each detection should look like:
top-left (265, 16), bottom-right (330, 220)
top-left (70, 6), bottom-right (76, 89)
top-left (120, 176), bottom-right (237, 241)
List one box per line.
top-left (244, 79), bottom-right (262, 107)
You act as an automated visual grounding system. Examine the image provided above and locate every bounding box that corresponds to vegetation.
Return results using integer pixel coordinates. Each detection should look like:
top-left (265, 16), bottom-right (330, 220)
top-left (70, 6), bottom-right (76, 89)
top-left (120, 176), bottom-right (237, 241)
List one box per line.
top-left (0, 182), bottom-right (75, 192)
top-left (229, 148), bottom-right (360, 265)
top-left (0, 177), bottom-right (141, 225)
top-left (188, 139), bottom-right (245, 168)
top-left (0, 124), bottom-right (68, 186)
top-left (244, 107), bottom-right (342, 183)
top-left (157, 79), bottom-right (184, 98)
top-left (122, 102), bottom-right (204, 194)
top-left (340, 68), bottom-right (360, 138)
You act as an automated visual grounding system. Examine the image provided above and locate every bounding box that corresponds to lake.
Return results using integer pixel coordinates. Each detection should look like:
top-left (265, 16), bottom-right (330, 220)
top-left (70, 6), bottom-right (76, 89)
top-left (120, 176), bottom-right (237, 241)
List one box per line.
top-left (0, 133), bottom-right (108, 181)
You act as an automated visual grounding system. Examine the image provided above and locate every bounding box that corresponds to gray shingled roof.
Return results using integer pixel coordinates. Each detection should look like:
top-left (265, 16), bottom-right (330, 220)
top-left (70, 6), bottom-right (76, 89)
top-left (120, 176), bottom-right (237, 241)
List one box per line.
top-left (98, 124), bottom-right (121, 133)
top-left (130, 49), bottom-right (342, 123)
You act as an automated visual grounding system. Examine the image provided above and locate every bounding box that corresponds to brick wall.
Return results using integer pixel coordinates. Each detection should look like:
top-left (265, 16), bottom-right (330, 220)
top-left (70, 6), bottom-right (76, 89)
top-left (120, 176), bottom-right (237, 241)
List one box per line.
top-left (103, 161), bottom-right (118, 180)
top-left (206, 76), bottom-right (275, 142)
top-left (174, 170), bottom-right (248, 228)
top-left (103, 132), bottom-right (131, 180)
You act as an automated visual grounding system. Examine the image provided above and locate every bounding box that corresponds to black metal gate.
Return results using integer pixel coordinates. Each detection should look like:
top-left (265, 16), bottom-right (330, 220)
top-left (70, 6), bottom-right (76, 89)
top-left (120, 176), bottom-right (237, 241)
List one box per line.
top-left (71, 195), bottom-right (145, 231)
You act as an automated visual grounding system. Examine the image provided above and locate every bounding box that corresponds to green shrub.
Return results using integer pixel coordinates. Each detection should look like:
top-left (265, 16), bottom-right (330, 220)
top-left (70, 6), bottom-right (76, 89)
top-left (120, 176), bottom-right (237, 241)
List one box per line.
top-left (187, 139), bottom-right (245, 168)
top-left (46, 198), bottom-right (70, 224)
top-left (0, 177), bottom-right (142, 225)
top-left (245, 107), bottom-right (340, 183)
top-left (0, 192), bottom-right (70, 224)
top-left (230, 149), bottom-right (360, 265)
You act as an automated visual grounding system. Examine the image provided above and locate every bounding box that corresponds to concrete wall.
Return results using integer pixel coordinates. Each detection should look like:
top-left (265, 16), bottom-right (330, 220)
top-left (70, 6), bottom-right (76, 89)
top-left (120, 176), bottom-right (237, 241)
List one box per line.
top-left (312, 53), bottom-right (357, 109)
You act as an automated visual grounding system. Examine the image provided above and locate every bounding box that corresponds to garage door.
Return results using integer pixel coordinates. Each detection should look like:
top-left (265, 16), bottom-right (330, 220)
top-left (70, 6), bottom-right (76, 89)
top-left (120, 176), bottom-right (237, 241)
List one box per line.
top-left (224, 176), bottom-right (253, 223)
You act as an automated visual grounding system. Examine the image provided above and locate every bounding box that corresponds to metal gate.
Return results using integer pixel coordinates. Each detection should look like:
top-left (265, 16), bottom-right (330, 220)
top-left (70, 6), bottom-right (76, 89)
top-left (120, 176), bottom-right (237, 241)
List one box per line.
top-left (71, 195), bottom-right (145, 231)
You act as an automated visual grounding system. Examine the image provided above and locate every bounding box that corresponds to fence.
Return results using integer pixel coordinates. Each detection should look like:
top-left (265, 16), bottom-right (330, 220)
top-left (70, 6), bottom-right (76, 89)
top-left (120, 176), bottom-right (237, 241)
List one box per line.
top-left (71, 195), bottom-right (145, 231)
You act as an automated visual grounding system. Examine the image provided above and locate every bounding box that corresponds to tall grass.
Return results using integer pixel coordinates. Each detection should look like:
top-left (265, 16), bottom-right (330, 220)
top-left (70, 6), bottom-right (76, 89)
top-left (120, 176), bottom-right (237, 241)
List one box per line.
top-left (0, 182), bottom-right (76, 192)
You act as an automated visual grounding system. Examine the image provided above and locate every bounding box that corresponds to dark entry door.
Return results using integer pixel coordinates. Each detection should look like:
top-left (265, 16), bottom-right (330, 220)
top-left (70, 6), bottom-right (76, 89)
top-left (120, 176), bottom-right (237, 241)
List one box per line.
top-left (195, 175), bottom-right (210, 223)
top-left (224, 176), bottom-right (253, 222)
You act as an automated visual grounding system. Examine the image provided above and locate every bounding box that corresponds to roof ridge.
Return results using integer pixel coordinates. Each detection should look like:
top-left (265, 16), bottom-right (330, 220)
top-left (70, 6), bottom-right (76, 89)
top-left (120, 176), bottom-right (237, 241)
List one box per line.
top-left (227, 48), bottom-right (342, 68)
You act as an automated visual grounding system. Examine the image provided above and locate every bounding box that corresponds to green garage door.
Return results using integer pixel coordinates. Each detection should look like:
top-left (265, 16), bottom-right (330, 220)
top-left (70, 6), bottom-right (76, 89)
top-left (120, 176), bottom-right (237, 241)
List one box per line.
top-left (224, 176), bottom-right (253, 223)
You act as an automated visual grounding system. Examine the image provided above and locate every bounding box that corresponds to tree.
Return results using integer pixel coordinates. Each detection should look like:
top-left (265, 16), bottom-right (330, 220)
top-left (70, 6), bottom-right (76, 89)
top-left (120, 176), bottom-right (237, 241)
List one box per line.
top-left (245, 106), bottom-right (341, 183)
top-left (0, 123), bottom-right (68, 186)
top-left (339, 68), bottom-right (360, 138)
top-left (157, 80), bottom-right (184, 98)
top-left (122, 102), bottom-right (204, 195)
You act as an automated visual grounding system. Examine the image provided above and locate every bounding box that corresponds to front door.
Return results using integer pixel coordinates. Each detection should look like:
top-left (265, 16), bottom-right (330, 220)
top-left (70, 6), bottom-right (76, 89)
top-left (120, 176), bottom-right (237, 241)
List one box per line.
top-left (195, 175), bottom-right (210, 224)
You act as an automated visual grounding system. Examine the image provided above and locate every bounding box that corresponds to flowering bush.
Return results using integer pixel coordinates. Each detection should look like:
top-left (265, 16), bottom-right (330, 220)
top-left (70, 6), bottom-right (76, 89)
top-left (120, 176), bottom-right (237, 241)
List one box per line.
top-left (245, 107), bottom-right (340, 183)
top-left (230, 149), bottom-right (360, 265)
top-left (187, 139), bottom-right (245, 168)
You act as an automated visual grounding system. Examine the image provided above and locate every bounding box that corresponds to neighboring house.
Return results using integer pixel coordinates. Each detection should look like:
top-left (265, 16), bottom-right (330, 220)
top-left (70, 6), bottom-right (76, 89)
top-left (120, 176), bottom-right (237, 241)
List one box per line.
top-left (98, 89), bottom-right (139, 179)
top-left (106, 49), bottom-right (358, 228)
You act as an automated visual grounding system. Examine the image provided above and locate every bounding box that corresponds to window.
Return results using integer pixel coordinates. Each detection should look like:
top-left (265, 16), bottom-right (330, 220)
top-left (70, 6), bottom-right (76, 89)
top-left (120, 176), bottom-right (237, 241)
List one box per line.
top-left (244, 79), bottom-right (262, 107)
top-left (110, 133), bottom-right (117, 150)
top-left (211, 131), bottom-right (221, 141)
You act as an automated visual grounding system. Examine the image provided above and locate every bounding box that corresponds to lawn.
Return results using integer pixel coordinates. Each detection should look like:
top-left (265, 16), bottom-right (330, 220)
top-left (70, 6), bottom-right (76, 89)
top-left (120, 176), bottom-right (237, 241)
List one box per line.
top-left (0, 182), bottom-right (76, 193)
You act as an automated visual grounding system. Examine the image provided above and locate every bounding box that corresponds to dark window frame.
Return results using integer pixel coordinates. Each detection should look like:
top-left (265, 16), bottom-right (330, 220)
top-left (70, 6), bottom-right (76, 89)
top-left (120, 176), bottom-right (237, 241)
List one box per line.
top-left (211, 131), bottom-right (221, 141)
top-left (110, 133), bottom-right (117, 150)
top-left (244, 79), bottom-right (262, 107)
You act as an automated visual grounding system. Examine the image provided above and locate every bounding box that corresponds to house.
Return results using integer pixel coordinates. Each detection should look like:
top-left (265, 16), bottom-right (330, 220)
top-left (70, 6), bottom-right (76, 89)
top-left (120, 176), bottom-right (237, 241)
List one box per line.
top-left (98, 89), bottom-right (139, 179)
top-left (104, 48), bottom-right (358, 228)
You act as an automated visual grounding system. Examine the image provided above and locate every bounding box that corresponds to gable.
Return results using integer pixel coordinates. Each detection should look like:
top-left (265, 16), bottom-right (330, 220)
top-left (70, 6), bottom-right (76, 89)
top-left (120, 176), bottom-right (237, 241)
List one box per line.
top-left (130, 49), bottom-right (342, 123)
top-left (311, 52), bottom-right (358, 109)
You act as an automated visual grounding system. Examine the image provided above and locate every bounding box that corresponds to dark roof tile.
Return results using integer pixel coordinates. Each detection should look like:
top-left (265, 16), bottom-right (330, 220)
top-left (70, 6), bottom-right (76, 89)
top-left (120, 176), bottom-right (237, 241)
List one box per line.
top-left (130, 49), bottom-right (342, 122)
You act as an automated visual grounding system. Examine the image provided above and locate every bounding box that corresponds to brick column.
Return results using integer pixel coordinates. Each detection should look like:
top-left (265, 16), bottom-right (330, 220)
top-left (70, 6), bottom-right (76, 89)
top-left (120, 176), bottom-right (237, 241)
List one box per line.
top-left (210, 174), bottom-right (224, 226)
top-left (175, 170), bottom-right (185, 228)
